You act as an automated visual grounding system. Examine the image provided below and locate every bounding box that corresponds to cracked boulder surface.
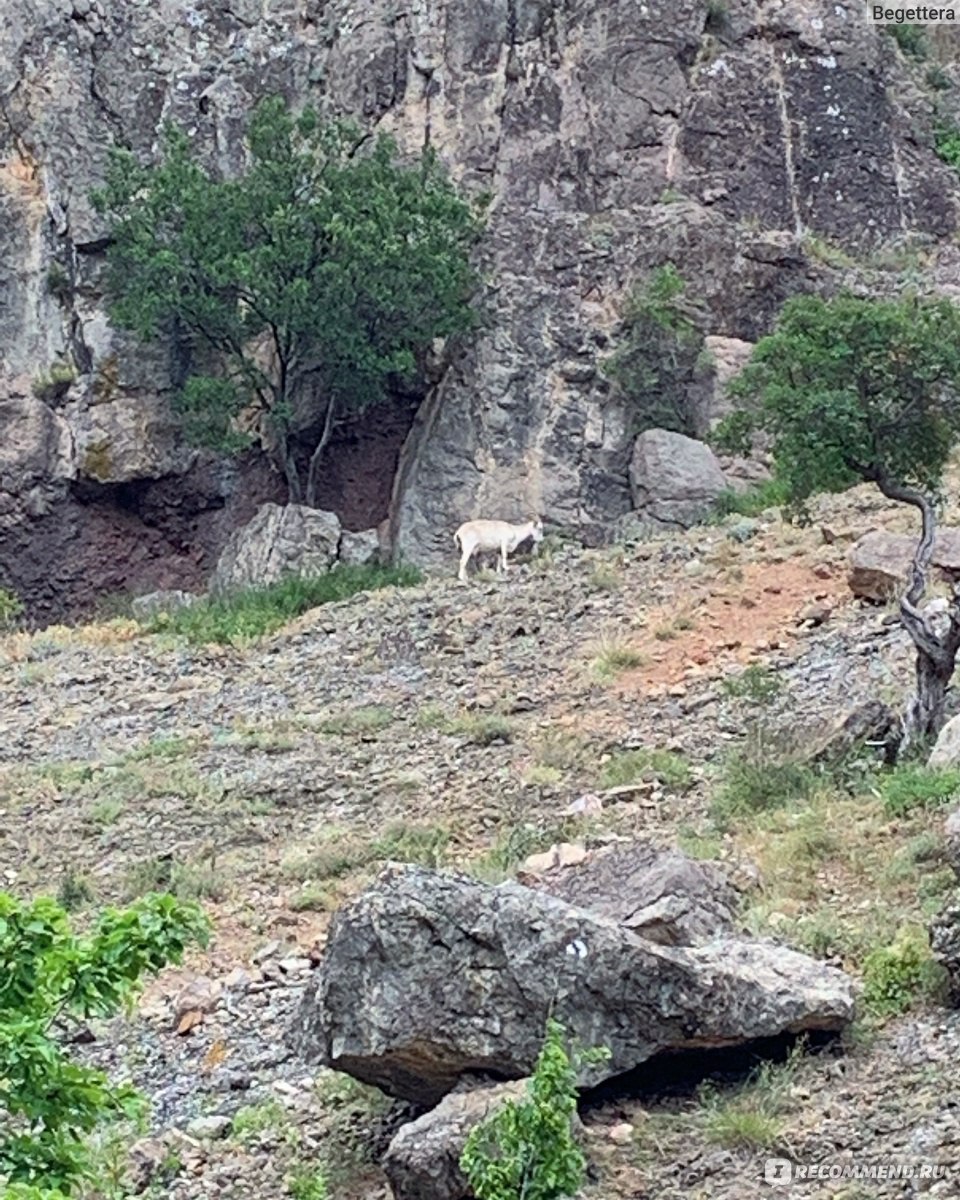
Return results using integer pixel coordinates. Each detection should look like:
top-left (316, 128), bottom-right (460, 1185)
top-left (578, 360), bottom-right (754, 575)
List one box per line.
top-left (292, 863), bottom-right (855, 1107)
top-left (3, 0), bottom-right (960, 618)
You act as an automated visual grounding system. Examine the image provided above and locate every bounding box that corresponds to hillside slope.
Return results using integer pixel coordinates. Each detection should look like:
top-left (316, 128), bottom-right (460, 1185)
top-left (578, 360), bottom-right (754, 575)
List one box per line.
top-left (3, 485), bottom-right (960, 1198)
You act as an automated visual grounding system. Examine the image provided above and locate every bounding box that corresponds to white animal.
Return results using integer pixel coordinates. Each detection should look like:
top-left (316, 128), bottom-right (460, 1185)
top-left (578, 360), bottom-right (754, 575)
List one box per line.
top-left (454, 517), bottom-right (544, 582)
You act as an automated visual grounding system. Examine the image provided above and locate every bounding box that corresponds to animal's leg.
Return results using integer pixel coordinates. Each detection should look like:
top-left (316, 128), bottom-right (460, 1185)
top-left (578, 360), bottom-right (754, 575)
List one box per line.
top-left (500, 542), bottom-right (509, 574)
top-left (458, 546), bottom-right (471, 582)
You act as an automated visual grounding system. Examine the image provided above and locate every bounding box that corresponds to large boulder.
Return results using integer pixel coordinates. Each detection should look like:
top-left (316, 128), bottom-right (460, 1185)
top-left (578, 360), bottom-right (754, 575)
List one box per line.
top-left (339, 527), bottom-right (381, 567)
top-left (848, 530), bottom-right (960, 602)
top-left (629, 429), bottom-right (729, 529)
top-left (930, 896), bottom-right (960, 1006)
top-left (71, 394), bottom-right (192, 483)
top-left (383, 1080), bottom-right (529, 1200)
top-left (928, 714), bottom-right (960, 770)
top-left (532, 840), bottom-right (738, 947)
top-left (210, 503), bottom-right (341, 595)
top-left (0, 396), bottom-right (74, 493)
top-left (292, 865), bottom-right (855, 1107)
top-left (945, 808), bottom-right (960, 881)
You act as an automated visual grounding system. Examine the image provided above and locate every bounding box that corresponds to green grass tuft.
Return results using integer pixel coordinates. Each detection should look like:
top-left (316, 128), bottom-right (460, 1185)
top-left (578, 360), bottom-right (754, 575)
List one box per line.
top-left (880, 764), bottom-right (960, 817)
top-left (144, 564), bottom-right (421, 645)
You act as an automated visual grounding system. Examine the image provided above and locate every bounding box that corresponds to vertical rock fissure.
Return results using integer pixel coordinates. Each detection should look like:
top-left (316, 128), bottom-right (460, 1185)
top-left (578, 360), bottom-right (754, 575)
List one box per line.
top-left (768, 42), bottom-right (803, 238)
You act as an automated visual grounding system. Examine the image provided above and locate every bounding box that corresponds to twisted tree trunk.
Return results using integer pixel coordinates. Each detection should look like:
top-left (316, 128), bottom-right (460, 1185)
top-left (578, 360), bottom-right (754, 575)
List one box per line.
top-left (875, 476), bottom-right (960, 754)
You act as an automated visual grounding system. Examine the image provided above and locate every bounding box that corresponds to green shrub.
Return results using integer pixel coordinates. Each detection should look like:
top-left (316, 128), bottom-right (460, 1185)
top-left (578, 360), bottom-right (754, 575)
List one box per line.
top-left (0, 588), bottom-right (24, 631)
top-left (935, 119), bottom-right (960, 172)
top-left (880, 764), bottom-right (960, 817)
top-left (711, 755), bottom-right (817, 825)
top-left (710, 478), bottom-right (791, 520)
top-left (460, 1020), bottom-right (609, 1200)
top-left (862, 926), bottom-right (945, 1017)
top-left (600, 748), bottom-right (691, 792)
top-left (145, 564), bottom-right (421, 644)
top-left (884, 23), bottom-right (928, 59)
top-left (0, 891), bottom-right (208, 1193)
top-left (287, 1168), bottom-right (328, 1200)
top-left (720, 663), bottom-right (783, 704)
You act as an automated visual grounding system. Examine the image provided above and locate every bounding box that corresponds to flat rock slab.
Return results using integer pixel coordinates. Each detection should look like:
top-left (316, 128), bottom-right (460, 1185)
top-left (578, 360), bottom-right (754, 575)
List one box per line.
top-left (292, 865), bottom-right (855, 1106)
top-left (847, 530), bottom-right (960, 601)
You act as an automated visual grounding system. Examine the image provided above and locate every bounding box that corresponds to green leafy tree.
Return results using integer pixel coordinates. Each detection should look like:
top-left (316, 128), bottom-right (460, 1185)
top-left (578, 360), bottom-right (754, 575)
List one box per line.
top-left (717, 291), bottom-right (960, 749)
top-left (0, 891), bottom-right (209, 1195)
top-left (92, 97), bottom-right (483, 505)
top-left (459, 1020), bottom-right (609, 1200)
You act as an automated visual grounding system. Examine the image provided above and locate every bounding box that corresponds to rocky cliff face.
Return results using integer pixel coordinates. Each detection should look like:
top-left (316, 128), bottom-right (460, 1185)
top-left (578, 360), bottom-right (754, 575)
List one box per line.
top-left (2, 0), bottom-right (959, 618)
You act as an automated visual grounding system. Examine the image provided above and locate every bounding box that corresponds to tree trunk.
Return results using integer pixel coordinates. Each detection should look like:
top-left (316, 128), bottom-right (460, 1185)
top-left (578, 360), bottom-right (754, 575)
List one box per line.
top-left (904, 647), bottom-right (954, 746)
top-left (272, 432), bottom-right (302, 504)
top-left (875, 474), bottom-right (960, 755)
top-left (305, 396), bottom-right (337, 509)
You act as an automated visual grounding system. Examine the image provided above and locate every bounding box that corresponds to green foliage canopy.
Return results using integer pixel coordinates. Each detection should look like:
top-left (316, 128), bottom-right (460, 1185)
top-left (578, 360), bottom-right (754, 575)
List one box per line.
top-left (0, 892), bottom-right (209, 1195)
top-left (92, 97), bottom-right (483, 503)
top-left (717, 292), bottom-right (960, 510)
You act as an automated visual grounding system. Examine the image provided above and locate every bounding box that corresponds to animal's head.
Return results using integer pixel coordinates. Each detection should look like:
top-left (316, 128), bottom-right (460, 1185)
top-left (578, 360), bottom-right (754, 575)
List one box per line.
top-left (529, 517), bottom-right (545, 543)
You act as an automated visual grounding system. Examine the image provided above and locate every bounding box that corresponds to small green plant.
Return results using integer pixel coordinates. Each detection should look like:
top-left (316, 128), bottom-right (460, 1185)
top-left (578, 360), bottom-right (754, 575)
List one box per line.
top-left (460, 1020), bottom-right (609, 1200)
top-left (935, 119), bottom-right (960, 172)
top-left (880, 763), bottom-right (960, 816)
top-left (721, 663), bottom-right (783, 704)
top-left (590, 636), bottom-right (646, 681)
top-left (800, 232), bottom-right (856, 269)
top-left (145, 564), bottom-right (421, 645)
top-left (374, 821), bottom-right (451, 868)
top-left (449, 713), bottom-right (514, 746)
top-left (123, 856), bottom-right (224, 903)
top-left (710, 478), bottom-right (791, 520)
top-left (600, 748), bottom-right (691, 792)
top-left (704, 0), bottom-right (728, 34)
top-left (884, 22), bottom-right (928, 59)
top-left (588, 563), bottom-right (622, 592)
top-left (926, 64), bottom-right (952, 91)
top-left (711, 755), bottom-right (816, 824)
top-left (232, 1098), bottom-right (289, 1142)
top-left (56, 871), bottom-right (94, 913)
top-left (31, 360), bottom-right (76, 403)
top-left (700, 1052), bottom-right (798, 1150)
top-left (287, 1168), bottom-right (328, 1200)
top-left (0, 891), bottom-right (208, 1193)
top-left (318, 705), bottom-right (394, 736)
top-left (862, 925), bottom-right (945, 1017)
top-left (0, 587), bottom-right (24, 631)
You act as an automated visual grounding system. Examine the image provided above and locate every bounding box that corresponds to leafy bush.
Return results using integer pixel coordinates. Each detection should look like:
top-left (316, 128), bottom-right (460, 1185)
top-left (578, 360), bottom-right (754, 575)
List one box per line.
top-left (934, 119), bottom-right (960, 172)
top-left (711, 755), bottom-right (817, 824)
top-left (0, 892), bottom-right (209, 1193)
top-left (602, 263), bottom-right (706, 437)
top-left (884, 23), bottom-right (928, 59)
top-left (862, 926), bottom-right (945, 1017)
top-left (145, 564), bottom-right (421, 644)
top-left (880, 764), bottom-right (960, 816)
top-left (460, 1020), bottom-right (608, 1200)
top-left (0, 587), bottom-right (24, 631)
